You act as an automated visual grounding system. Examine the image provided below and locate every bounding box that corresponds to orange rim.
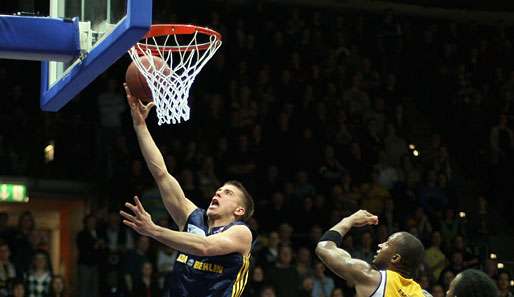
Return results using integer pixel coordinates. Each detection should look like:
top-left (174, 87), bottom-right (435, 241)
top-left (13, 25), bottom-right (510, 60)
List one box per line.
top-left (135, 24), bottom-right (222, 54)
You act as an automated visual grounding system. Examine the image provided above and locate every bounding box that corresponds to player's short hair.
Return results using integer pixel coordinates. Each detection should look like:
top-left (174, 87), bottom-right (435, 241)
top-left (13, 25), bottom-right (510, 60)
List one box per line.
top-left (226, 180), bottom-right (254, 221)
top-left (394, 232), bottom-right (424, 277)
top-left (454, 269), bottom-right (498, 297)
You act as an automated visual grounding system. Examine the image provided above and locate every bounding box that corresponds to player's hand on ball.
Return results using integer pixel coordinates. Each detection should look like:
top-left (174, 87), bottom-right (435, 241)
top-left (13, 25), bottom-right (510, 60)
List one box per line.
top-left (348, 210), bottom-right (379, 227)
top-left (124, 83), bottom-right (155, 126)
top-left (120, 196), bottom-right (157, 237)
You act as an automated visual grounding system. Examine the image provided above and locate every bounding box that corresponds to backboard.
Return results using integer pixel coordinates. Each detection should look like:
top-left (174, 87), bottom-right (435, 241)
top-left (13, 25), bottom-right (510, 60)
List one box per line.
top-left (40, 0), bottom-right (151, 111)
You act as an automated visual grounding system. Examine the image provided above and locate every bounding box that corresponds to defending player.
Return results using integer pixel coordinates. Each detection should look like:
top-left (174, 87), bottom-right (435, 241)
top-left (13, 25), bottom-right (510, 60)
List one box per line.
top-left (446, 269), bottom-right (498, 297)
top-left (316, 210), bottom-right (425, 297)
top-left (120, 84), bottom-right (254, 297)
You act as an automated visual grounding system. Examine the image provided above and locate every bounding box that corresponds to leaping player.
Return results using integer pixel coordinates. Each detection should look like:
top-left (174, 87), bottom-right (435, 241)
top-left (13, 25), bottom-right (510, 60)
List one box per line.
top-left (316, 210), bottom-right (426, 297)
top-left (120, 84), bottom-right (254, 297)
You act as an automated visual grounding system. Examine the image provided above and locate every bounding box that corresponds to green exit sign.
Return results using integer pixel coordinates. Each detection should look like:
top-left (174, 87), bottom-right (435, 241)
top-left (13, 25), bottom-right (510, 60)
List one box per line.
top-left (0, 184), bottom-right (29, 203)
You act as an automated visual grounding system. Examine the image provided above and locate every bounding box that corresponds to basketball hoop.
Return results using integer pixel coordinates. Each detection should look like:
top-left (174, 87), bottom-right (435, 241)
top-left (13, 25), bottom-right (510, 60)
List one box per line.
top-left (128, 24), bottom-right (222, 125)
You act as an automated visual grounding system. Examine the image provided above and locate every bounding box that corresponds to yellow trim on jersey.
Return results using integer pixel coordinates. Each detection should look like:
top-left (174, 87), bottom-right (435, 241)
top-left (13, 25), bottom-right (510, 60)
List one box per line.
top-left (385, 270), bottom-right (425, 297)
top-left (177, 253), bottom-right (188, 263)
top-left (231, 255), bottom-right (250, 297)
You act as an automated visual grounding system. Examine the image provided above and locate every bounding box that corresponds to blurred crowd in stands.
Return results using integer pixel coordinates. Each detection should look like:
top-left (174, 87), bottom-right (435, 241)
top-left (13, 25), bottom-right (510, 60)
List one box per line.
top-left (1, 0), bottom-right (514, 296)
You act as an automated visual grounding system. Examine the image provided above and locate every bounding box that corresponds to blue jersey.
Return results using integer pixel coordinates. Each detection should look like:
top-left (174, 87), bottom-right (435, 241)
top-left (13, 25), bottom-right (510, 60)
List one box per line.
top-left (169, 208), bottom-right (251, 297)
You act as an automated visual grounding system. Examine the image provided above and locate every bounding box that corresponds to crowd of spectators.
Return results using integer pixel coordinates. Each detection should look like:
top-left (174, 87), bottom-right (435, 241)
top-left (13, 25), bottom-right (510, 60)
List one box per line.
top-left (1, 0), bottom-right (514, 296)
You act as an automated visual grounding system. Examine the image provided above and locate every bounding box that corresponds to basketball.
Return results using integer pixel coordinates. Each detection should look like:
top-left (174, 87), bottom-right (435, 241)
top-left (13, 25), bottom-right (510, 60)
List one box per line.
top-left (125, 56), bottom-right (168, 103)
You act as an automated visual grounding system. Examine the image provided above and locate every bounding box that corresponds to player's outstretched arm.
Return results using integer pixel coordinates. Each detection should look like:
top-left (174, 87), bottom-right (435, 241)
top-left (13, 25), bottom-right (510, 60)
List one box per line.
top-left (121, 197), bottom-right (252, 256)
top-left (124, 83), bottom-right (196, 230)
top-left (316, 210), bottom-right (380, 294)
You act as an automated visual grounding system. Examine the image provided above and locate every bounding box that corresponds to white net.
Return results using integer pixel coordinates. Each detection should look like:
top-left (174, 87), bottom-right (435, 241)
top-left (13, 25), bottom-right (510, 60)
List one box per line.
top-left (128, 26), bottom-right (222, 125)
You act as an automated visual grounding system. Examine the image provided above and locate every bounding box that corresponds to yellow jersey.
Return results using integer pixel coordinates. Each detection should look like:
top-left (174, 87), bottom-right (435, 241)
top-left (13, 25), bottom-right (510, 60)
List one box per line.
top-left (370, 270), bottom-right (425, 297)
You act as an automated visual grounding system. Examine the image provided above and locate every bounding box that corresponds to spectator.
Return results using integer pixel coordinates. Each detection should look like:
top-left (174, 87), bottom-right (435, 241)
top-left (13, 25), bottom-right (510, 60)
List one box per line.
top-left (101, 271), bottom-right (127, 297)
top-left (100, 211), bottom-right (134, 292)
top-left (9, 279), bottom-right (25, 297)
top-left (259, 285), bottom-right (276, 297)
top-left (436, 251), bottom-right (464, 275)
top-left (430, 284), bottom-right (444, 297)
top-left (197, 156), bottom-right (220, 201)
top-left (277, 224), bottom-right (294, 248)
top-left (294, 197), bottom-right (318, 233)
top-left (452, 235), bottom-right (478, 269)
top-left (498, 271), bottom-right (513, 297)
top-left (440, 209), bottom-right (461, 251)
top-left (228, 135), bottom-right (257, 185)
top-left (76, 214), bottom-right (104, 297)
top-left (319, 145), bottom-right (346, 187)
top-left (12, 212), bottom-right (36, 277)
top-left (375, 151), bottom-right (400, 190)
top-left (483, 258), bottom-right (499, 280)
top-left (267, 245), bottom-right (301, 297)
top-left (293, 171), bottom-right (316, 199)
top-left (96, 78), bottom-right (126, 176)
top-left (361, 171), bottom-right (391, 217)
top-left (353, 232), bottom-right (374, 264)
top-left (264, 193), bottom-right (289, 232)
top-left (384, 124), bottom-right (408, 166)
top-left (102, 211), bottom-right (134, 254)
top-left (155, 245), bottom-right (177, 290)
top-left (419, 275), bottom-right (430, 291)
top-left (439, 270), bottom-right (456, 292)
top-left (48, 276), bottom-right (67, 297)
top-left (122, 236), bottom-right (151, 293)
top-left (0, 214), bottom-right (14, 251)
top-left (425, 231), bottom-right (447, 282)
top-left (259, 232), bottom-right (280, 268)
top-left (131, 262), bottom-right (160, 297)
top-left (243, 266), bottom-right (267, 297)
top-left (490, 114), bottom-right (514, 165)
top-left (411, 207), bottom-right (433, 244)
top-left (0, 242), bottom-right (15, 297)
top-left (306, 226), bottom-right (323, 252)
top-left (312, 261), bottom-right (335, 297)
top-left (330, 288), bottom-right (344, 297)
top-left (298, 276), bottom-right (313, 297)
top-left (24, 252), bottom-right (51, 297)
top-left (417, 170), bottom-right (448, 214)
top-left (295, 247), bottom-right (313, 278)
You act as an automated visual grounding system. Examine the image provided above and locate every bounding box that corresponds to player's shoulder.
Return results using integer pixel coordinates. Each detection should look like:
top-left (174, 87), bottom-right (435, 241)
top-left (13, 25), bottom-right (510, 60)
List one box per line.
top-left (224, 221), bottom-right (252, 235)
top-left (183, 208), bottom-right (207, 231)
top-left (385, 270), bottom-right (426, 297)
top-left (222, 223), bottom-right (253, 245)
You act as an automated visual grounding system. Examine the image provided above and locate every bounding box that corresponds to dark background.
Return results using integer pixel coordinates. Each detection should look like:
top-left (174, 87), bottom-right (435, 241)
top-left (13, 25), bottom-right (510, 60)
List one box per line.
top-left (0, 0), bottom-right (513, 297)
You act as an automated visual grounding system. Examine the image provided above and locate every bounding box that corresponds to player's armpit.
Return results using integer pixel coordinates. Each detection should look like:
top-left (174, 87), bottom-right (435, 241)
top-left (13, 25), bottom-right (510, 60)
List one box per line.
top-left (316, 241), bottom-right (379, 286)
top-left (203, 225), bottom-right (252, 256)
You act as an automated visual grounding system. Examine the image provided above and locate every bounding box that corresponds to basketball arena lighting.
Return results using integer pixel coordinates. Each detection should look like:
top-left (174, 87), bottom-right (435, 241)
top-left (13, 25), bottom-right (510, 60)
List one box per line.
top-left (497, 263), bottom-right (504, 269)
top-left (408, 144), bottom-right (416, 150)
top-left (44, 141), bottom-right (55, 163)
top-left (490, 253), bottom-right (497, 259)
top-left (413, 150), bottom-right (420, 157)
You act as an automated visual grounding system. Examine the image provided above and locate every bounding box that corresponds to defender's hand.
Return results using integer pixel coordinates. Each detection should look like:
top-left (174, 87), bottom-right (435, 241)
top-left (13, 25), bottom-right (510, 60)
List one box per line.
top-left (120, 196), bottom-right (157, 237)
top-left (347, 210), bottom-right (379, 227)
top-left (124, 83), bottom-right (155, 126)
